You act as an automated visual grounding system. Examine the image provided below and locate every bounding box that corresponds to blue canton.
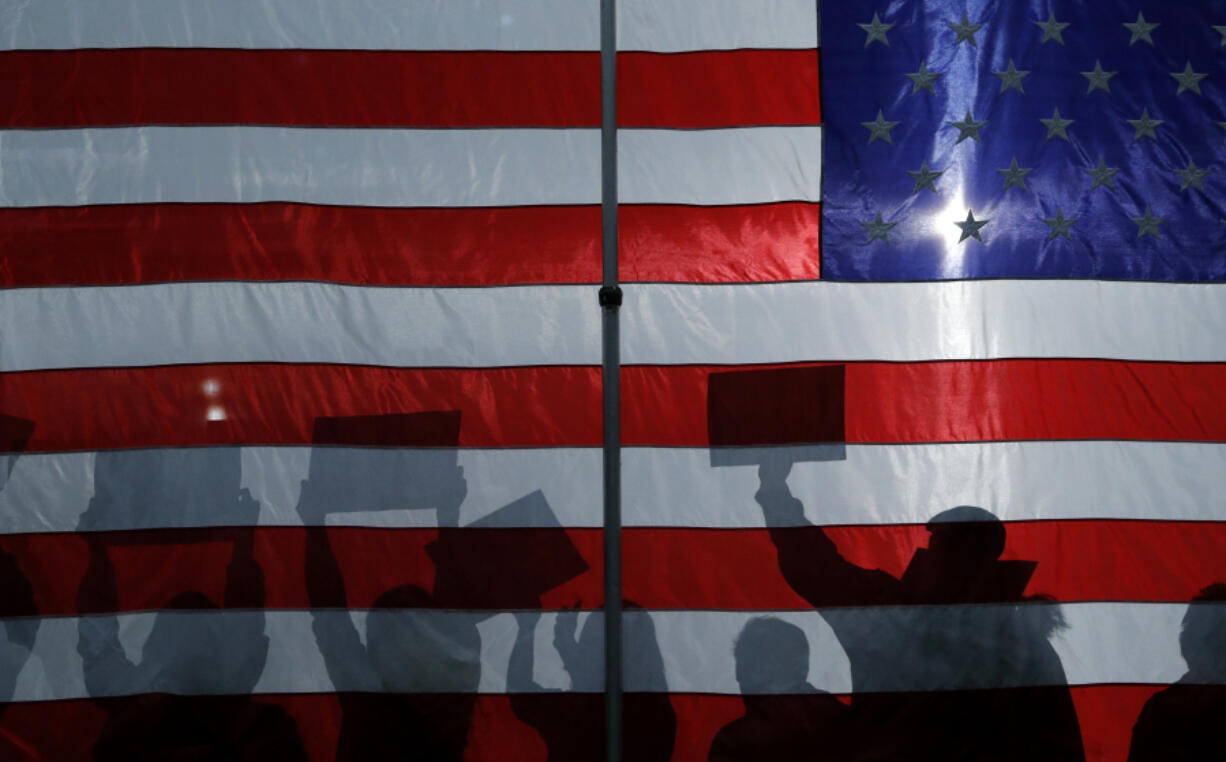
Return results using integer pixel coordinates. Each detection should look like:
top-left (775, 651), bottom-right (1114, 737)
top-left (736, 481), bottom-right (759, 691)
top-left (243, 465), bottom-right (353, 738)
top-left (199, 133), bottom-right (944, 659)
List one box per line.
top-left (820, 0), bottom-right (1226, 281)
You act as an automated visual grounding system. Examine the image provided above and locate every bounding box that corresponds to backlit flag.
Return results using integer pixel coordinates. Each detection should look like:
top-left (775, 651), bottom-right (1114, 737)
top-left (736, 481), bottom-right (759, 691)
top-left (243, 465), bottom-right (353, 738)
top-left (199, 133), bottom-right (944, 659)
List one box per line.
top-left (0, 1), bottom-right (1225, 760)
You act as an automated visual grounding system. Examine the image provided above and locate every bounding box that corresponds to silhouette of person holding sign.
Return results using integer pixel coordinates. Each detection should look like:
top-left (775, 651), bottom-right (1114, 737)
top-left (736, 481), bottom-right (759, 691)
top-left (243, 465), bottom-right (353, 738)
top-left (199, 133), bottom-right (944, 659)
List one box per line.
top-left (76, 472), bottom-right (306, 762)
top-left (706, 366), bottom-right (1082, 760)
top-left (300, 412), bottom-right (482, 761)
top-left (754, 455), bottom-right (1084, 761)
top-left (299, 462), bottom-right (480, 761)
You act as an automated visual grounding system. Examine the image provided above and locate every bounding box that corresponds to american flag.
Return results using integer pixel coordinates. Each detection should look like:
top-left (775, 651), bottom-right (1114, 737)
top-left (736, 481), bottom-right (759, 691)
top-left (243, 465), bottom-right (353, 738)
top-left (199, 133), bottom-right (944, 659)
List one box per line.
top-left (0, 0), bottom-right (1223, 760)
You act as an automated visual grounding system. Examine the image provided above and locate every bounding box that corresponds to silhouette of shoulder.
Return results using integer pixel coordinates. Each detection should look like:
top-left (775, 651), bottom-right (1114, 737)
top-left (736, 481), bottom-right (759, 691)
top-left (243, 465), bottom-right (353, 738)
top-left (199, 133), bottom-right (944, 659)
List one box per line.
top-left (708, 693), bottom-right (849, 762)
top-left (1129, 682), bottom-right (1226, 762)
top-left (91, 694), bottom-right (308, 762)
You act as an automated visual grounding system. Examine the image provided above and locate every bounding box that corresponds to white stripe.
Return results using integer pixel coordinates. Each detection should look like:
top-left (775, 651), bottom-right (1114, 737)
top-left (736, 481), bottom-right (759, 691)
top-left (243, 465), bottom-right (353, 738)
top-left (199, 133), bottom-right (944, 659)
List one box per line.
top-left (620, 127), bottom-right (821, 204)
top-left (0, 127), bottom-right (816, 208)
top-left (619, 0), bottom-right (817, 51)
top-left (0, 283), bottom-right (598, 371)
top-left (625, 442), bottom-right (1226, 528)
top-left (0, 0), bottom-right (816, 51)
top-left (0, 0), bottom-right (599, 51)
top-left (2, 279), bottom-right (1222, 372)
top-left (622, 281), bottom-right (1226, 364)
top-left (4, 442), bottom-right (1225, 533)
top-left (0, 128), bottom-right (600, 208)
top-left (2, 603), bottom-right (1205, 701)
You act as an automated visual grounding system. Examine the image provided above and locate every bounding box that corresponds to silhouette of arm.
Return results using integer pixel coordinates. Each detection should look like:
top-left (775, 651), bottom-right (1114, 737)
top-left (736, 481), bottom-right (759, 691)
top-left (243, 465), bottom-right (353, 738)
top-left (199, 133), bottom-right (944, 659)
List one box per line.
top-left (76, 535), bottom-right (138, 697)
top-left (553, 605), bottom-right (599, 692)
top-left (224, 490), bottom-right (265, 609)
top-left (507, 611), bottom-right (559, 738)
top-left (298, 481), bottom-right (377, 691)
top-left (755, 458), bottom-right (899, 608)
top-left (507, 611), bottom-right (545, 693)
top-left (220, 490), bottom-right (272, 694)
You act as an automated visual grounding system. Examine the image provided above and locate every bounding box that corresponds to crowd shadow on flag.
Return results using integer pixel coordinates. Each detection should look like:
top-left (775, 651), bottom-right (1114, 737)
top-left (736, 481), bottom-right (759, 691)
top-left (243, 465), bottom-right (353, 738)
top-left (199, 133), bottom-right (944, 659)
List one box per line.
top-left (506, 604), bottom-right (676, 761)
top-left (1127, 582), bottom-right (1226, 761)
top-left (300, 411), bottom-right (664, 761)
top-left (707, 366), bottom-right (1085, 761)
top-left (75, 445), bottom-right (308, 761)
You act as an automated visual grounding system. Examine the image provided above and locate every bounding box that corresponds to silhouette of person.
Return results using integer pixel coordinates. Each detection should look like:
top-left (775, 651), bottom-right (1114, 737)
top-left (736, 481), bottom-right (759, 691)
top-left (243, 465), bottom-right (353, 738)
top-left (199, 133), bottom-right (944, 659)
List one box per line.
top-left (0, 416), bottom-right (44, 759)
top-left (298, 464), bottom-right (481, 762)
top-left (76, 479), bottom-right (306, 761)
top-left (0, 549), bottom-right (40, 704)
top-left (0, 415), bottom-right (40, 708)
top-left (1128, 583), bottom-right (1226, 762)
top-left (507, 604), bottom-right (676, 761)
top-left (753, 454), bottom-right (1084, 761)
top-left (709, 616), bottom-right (849, 761)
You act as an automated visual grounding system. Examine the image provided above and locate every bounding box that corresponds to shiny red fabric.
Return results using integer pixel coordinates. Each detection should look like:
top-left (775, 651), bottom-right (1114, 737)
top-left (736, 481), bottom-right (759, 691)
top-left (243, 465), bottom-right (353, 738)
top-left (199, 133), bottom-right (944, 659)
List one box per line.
top-left (622, 360), bottom-right (1226, 445)
top-left (0, 202), bottom-right (819, 287)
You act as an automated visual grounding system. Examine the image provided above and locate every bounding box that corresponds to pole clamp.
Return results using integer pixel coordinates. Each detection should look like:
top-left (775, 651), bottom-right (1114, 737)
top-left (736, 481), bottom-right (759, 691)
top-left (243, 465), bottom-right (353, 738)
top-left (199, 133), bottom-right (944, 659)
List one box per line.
top-left (598, 285), bottom-right (623, 308)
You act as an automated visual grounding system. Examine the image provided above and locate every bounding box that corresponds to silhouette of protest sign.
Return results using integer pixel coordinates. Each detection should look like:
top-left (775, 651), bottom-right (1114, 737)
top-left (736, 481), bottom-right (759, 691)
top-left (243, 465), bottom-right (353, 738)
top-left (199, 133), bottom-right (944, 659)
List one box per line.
top-left (307, 411), bottom-right (463, 514)
top-left (83, 446), bottom-right (248, 533)
top-left (706, 365), bottom-right (846, 467)
top-left (428, 490), bottom-right (589, 609)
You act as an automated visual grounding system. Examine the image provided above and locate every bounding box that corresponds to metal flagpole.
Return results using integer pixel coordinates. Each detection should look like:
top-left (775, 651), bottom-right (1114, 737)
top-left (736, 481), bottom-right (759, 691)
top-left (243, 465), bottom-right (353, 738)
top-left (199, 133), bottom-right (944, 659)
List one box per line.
top-left (598, 0), bottom-right (622, 759)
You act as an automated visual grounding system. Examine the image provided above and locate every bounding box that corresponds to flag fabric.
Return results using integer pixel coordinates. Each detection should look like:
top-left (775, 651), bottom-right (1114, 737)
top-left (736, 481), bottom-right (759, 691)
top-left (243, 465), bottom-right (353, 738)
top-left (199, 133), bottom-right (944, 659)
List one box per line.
top-left (0, 1), bottom-right (1224, 760)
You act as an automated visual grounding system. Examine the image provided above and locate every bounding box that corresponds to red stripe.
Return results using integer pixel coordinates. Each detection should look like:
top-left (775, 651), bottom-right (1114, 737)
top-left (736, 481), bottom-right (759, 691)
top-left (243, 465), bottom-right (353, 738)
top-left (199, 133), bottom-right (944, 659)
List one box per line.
top-left (3, 360), bottom-right (1223, 453)
top-left (0, 202), bottom-right (818, 287)
top-left (622, 203), bottom-right (820, 282)
top-left (0, 50), bottom-right (598, 128)
top-left (0, 364), bottom-right (602, 452)
top-left (0, 49), bottom-right (817, 128)
top-left (0, 687), bottom-right (1167, 762)
top-left (8, 520), bottom-right (1223, 616)
top-left (618, 50), bottom-right (820, 127)
top-left (623, 361), bottom-right (1226, 445)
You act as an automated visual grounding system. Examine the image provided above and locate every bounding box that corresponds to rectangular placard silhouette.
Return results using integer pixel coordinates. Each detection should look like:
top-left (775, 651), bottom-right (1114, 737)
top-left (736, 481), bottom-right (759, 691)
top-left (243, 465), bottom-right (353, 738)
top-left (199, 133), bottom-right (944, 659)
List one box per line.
top-left (87, 447), bottom-right (247, 535)
top-left (308, 411), bottom-right (463, 513)
top-left (429, 490), bottom-right (589, 608)
top-left (707, 365), bottom-right (846, 467)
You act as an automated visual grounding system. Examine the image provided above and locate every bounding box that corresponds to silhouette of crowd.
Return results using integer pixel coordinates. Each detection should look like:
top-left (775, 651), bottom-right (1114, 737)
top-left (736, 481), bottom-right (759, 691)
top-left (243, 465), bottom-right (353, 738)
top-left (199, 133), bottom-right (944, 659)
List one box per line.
top-left (0, 407), bottom-right (1223, 760)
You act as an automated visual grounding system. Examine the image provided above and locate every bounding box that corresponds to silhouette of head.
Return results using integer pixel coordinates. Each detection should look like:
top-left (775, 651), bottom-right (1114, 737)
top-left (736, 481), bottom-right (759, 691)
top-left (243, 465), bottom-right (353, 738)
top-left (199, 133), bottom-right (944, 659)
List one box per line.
top-left (143, 591), bottom-right (269, 694)
top-left (366, 585), bottom-right (481, 693)
top-left (925, 506), bottom-right (1006, 568)
top-left (733, 617), bottom-right (810, 695)
top-left (1180, 583), bottom-right (1226, 682)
